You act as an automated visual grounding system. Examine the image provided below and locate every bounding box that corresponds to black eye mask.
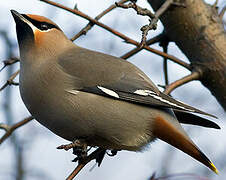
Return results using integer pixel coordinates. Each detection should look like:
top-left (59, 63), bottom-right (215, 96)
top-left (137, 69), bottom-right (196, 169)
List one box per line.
top-left (21, 14), bottom-right (61, 31)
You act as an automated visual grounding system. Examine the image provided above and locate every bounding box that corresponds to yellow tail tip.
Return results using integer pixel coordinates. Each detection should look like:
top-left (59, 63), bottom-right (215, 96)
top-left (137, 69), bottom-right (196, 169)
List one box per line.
top-left (210, 162), bottom-right (219, 174)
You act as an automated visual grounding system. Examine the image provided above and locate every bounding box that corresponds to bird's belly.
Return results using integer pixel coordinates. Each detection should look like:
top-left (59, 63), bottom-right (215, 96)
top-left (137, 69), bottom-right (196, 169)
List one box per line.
top-left (59, 91), bottom-right (158, 151)
top-left (20, 84), bottom-right (87, 140)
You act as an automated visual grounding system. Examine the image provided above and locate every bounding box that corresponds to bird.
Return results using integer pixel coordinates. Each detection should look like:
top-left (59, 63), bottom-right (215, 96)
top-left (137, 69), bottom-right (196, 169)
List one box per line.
top-left (11, 9), bottom-right (219, 174)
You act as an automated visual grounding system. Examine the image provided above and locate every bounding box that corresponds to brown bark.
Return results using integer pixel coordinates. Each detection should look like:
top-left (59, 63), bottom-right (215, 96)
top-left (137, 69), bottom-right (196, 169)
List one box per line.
top-left (147, 0), bottom-right (226, 110)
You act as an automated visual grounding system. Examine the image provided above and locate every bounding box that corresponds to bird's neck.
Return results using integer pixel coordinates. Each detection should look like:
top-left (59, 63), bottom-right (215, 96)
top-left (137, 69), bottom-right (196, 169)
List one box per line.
top-left (20, 37), bottom-right (73, 65)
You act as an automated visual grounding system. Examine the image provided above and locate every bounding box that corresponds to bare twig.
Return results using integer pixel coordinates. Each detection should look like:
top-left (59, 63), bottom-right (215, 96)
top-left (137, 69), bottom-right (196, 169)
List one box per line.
top-left (140, 0), bottom-right (174, 46)
top-left (219, 5), bottom-right (226, 20)
top-left (0, 116), bottom-right (34, 145)
top-left (66, 148), bottom-right (105, 180)
top-left (0, 57), bottom-right (20, 72)
top-left (0, 70), bottom-right (20, 91)
top-left (1, 28), bottom-right (25, 180)
top-left (116, 0), bottom-right (173, 47)
top-left (163, 57), bottom-right (169, 85)
top-left (159, 36), bottom-right (170, 86)
top-left (67, 163), bottom-right (85, 180)
top-left (115, 1), bottom-right (155, 18)
top-left (71, 0), bottom-right (129, 41)
top-left (40, 0), bottom-right (191, 70)
top-left (164, 71), bottom-right (200, 95)
top-left (121, 33), bottom-right (165, 59)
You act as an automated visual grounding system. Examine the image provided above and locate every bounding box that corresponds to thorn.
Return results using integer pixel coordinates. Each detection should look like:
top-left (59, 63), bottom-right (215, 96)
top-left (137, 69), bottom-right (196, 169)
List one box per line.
top-left (74, 3), bottom-right (78, 10)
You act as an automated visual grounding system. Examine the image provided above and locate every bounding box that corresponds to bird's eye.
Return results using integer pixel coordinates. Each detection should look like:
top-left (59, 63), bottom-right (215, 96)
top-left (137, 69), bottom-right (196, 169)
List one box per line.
top-left (40, 23), bottom-right (49, 31)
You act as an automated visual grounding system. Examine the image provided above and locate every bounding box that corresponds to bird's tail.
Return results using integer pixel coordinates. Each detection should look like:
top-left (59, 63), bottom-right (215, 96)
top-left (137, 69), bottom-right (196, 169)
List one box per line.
top-left (152, 115), bottom-right (218, 174)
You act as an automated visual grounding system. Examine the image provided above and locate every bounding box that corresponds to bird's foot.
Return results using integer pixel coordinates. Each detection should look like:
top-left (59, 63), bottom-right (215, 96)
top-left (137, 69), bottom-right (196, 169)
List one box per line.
top-left (57, 141), bottom-right (118, 166)
top-left (93, 149), bottom-right (117, 166)
top-left (57, 139), bottom-right (86, 151)
top-left (72, 141), bottom-right (87, 160)
top-left (57, 139), bottom-right (88, 161)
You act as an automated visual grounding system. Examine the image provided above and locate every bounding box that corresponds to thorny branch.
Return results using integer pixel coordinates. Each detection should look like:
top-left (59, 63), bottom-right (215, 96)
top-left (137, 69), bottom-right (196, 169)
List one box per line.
top-left (0, 69), bottom-right (20, 91)
top-left (40, 0), bottom-right (191, 70)
top-left (71, 0), bottom-right (129, 41)
top-left (0, 116), bottom-right (34, 145)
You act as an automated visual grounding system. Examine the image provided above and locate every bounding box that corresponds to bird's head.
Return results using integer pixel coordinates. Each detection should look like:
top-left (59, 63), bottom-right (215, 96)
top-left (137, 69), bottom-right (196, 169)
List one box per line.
top-left (11, 10), bottom-right (70, 61)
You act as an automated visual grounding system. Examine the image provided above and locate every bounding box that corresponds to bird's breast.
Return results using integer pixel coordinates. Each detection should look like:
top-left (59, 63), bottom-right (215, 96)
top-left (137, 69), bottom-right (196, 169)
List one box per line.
top-left (19, 61), bottom-right (84, 139)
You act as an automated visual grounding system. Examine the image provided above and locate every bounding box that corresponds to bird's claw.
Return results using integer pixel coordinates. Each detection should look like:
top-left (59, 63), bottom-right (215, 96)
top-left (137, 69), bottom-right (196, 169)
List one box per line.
top-left (107, 150), bottom-right (118, 156)
top-left (57, 139), bottom-right (88, 162)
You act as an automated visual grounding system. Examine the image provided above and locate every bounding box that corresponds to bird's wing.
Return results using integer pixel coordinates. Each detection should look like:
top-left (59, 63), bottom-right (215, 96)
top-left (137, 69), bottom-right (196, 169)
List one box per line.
top-left (58, 46), bottom-right (217, 118)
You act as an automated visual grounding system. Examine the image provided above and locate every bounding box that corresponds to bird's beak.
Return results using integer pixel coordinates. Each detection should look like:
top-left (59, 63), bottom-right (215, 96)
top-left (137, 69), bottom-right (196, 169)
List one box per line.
top-left (11, 10), bottom-right (30, 26)
top-left (11, 10), bottom-right (24, 22)
top-left (11, 10), bottom-right (37, 51)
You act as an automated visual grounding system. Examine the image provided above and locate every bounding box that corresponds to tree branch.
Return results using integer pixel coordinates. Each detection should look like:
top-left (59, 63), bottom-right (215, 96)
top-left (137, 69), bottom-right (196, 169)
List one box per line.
top-left (0, 70), bottom-right (20, 91)
top-left (120, 33), bottom-right (165, 59)
top-left (66, 148), bottom-right (105, 180)
top-left (40, 0), bottom-right (191, 70)
top-left (0, 57), bottom-right (20, 72)
top-left (164, 71), bottom-right (200, 95)
top-left (0, 116), bottom-right (34, 145)
top-left (71, 0), bottom-right (129, 41)
top-left (219, 5), bottom-right (226, 20)
top-left (159, 35), bottom-right (170, 86)
top-left (148, 0), bottom-right (226, 109)
top-left (116, 0), bottom-right (174, 46)
top-left (115, 1), bottom-right (155, 18)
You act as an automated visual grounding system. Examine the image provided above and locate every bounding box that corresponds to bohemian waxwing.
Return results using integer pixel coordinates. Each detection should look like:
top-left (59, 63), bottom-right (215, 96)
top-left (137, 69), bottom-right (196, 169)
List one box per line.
top-left (11, 10), bottom-right (219, 173)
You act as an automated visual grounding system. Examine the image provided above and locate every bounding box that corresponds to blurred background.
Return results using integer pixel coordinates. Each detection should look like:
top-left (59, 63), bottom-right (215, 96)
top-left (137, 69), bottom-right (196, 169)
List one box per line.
top-left (0, 0), bottom-right (225, 179)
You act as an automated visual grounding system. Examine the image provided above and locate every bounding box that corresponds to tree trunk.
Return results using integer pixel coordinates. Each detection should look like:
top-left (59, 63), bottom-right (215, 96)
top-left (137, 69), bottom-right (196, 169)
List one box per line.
top-left (147, 0), bottom-right (226, 110)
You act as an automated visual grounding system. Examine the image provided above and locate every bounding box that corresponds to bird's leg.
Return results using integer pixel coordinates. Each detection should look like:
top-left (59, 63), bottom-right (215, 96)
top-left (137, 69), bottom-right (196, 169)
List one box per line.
top-left (57, 140), bottom-right (119, 168)
top-left (72, 139), bottom-right (88, 160)
top-left (57, 139), bottom-right (86, 151)
top-left (57, 139), bottom-right (88, 163)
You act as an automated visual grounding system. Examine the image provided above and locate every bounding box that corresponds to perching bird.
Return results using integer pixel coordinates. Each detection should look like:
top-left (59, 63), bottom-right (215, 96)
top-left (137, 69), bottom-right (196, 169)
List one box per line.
top-left (11, 10), bottom-right (219, 173)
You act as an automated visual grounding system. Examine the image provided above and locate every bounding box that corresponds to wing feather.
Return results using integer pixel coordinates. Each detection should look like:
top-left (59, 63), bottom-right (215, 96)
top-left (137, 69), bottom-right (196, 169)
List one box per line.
top-left (58, 46), bottom-right (217, 119)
